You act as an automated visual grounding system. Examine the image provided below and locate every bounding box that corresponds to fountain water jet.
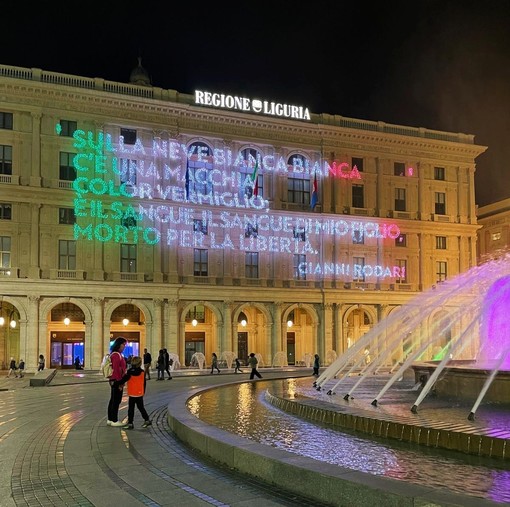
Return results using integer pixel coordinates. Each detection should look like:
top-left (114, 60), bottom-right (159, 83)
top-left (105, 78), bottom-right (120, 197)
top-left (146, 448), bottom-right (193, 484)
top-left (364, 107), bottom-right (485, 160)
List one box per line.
top-left (315, 254), bottom-right (510, 419)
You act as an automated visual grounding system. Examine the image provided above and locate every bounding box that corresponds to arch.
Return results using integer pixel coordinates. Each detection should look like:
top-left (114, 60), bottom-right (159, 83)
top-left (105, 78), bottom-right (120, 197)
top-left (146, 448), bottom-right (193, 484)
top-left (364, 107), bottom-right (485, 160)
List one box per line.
top-left (180, 301), bottom-right (223, 325)
top-left (39, 297), bottom-right (93, 323)
top-left (233, 302), bottom-right (273, 326)
top-left (104, 299), bottom-right (153, 325)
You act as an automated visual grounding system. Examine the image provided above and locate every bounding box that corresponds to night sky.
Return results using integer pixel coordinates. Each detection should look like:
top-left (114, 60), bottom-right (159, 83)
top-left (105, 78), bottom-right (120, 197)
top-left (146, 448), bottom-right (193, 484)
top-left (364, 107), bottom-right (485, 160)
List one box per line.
top-left (3, 1), bottom-right (510, 206)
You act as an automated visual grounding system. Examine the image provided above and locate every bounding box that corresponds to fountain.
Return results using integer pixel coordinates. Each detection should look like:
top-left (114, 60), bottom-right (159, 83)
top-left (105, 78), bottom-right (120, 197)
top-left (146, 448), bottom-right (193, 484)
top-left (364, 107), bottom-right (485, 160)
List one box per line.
top-left (315, 254), bottom-right (510, 420)
top-left (189, 352), bottom-right (206, 369)
top-left (220, 351), bottom-right (235, 369)
top-left (168, 353), bottom-right (180, 370)
top-left (272, 351), bottom-right (287, 367)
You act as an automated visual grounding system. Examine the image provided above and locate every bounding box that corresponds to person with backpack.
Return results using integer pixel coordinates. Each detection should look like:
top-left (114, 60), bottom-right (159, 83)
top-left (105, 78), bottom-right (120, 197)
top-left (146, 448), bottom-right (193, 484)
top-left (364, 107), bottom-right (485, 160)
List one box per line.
top-left (115, 356), bottom-right (152, 430)
top-left (106, 337), bottom-right (127, 427)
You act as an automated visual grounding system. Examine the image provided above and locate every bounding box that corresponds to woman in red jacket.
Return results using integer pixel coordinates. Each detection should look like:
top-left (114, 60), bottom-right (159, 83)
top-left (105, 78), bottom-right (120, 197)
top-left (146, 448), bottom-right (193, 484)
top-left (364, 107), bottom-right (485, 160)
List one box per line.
top-left (107, 337), bottom-right (127, 427)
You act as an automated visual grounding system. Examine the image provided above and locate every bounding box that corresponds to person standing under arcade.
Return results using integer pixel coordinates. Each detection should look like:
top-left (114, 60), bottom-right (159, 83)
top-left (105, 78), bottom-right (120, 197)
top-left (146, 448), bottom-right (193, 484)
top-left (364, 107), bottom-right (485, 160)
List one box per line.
top-left (107, 337), bottom-right (127, 427)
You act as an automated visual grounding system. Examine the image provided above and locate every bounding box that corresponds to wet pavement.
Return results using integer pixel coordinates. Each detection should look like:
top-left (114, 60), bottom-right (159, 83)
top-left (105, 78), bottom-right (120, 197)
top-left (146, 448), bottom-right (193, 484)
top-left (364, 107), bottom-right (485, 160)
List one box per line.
top-left (0, 367), bottom-right (508, 506)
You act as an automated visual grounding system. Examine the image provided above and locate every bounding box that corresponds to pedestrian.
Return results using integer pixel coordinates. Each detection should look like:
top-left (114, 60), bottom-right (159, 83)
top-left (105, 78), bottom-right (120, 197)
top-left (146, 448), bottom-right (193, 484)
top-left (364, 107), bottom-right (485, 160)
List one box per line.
top-left (115, 356), bottom-right (152, 430)
top-left (7, 357), bottom-right (17, 378)
top-left (37, 354), bottom-right (45, 371)
top-left (143, 348), bottom-right (152, 380)
top-left (156, 349), bottom-right (165, 380)
top-left (163, 348), bottom-right (173, 379)
top-left (210, 352), bottom-right (221, 374)
top-left (106, 336), bottom-right (127, 427)
top-left (313, 354), bottom-right (320, 376)
top-left (248, 353), bottom-right (262, 379)
top-left (234, 357), bottom-right (243, 373)
top-left (17, 359), bottom-right (25, 378)
top-left (74, 356), bottom-right (83, 370)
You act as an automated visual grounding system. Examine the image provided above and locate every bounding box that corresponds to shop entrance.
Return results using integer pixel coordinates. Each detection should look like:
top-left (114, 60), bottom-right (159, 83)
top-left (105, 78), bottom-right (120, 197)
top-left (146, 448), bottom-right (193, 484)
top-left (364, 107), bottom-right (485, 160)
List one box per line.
top-left (50, 332), bottom-right (85, 368)
top-left (185, 331), bottom-right (205, 366)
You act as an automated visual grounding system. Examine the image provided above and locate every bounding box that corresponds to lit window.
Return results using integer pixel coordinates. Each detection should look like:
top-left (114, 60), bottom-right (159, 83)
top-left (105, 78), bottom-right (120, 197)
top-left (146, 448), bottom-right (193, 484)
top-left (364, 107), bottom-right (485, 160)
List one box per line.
top-left (395, 234), bottom-right (407, 247)
top-left (492, 232), bottom-right (501, 241)
top-left (436, 261), bottom-right (447, 282)
top-left (0, 236), bottom-right (11, 268)
top-left (121, 244), bottom-right (137, 273)
top-left (435, 192), bottom-right (446, 215)
top-left (193, 249), bottom-right (208, 276)
top-left (396, 259), bottom-right (407, 283)
top-left (353, 256), bottom-right (365, 282)
top-left (293, 254), bottom-right (306, 280)
top-left (59, 152), bottom-right (76, 181)
top-left (436, 236), bottom-right (447, 249)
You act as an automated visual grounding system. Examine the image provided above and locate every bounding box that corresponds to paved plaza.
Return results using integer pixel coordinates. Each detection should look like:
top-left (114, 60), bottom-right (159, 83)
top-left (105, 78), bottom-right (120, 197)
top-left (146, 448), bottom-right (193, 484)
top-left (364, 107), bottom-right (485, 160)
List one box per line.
top-left (0, 367), bottom-right (324, 507)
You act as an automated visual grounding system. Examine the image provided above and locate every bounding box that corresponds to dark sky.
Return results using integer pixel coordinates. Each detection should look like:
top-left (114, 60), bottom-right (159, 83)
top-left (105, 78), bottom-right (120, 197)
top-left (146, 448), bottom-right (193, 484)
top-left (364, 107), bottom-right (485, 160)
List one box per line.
top-left (3, 1), bottom-right (510, 206)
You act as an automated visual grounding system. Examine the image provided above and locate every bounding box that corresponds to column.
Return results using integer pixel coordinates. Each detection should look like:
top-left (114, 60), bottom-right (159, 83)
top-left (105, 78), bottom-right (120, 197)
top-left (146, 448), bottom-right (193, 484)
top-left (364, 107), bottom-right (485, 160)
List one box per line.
top-left (167, 299), bottom-right (179, 356)
top-left (30, 113), bottom-right (42, 186)
top-left (323, 303), bottom-right (333, 356)
top-left (26, 296), bottom-right (39, 373)
top-left (418, 161), bottom-right (425, 220)
top-left (92, 122), bottom-right (106, 281)
top-left (272, 302), bottom-right (283, 357)
top-left (152, 298), bottom-right (163, 354)
top-left (468, 166), bottom-right (477, 226)
top-left (92, 297), bottom-right (104, 367)
top-left (28, 204), bottom-right (41, 279)
top-left (222, 300), bottom-right (232, 353)
top-left (376, 157), bottom-right (385, 217)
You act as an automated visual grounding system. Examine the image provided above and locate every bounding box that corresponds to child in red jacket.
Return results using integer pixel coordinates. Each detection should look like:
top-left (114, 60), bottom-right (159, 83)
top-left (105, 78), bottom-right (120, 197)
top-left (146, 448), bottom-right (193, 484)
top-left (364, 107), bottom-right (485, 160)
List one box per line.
top-left (116, 356), bottom-right (152, 429)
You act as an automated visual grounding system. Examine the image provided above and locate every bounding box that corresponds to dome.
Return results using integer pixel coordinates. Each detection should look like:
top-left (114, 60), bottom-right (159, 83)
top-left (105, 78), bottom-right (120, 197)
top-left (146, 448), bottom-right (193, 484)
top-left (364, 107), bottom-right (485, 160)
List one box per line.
top-left (129, 57), bottom-right (151, 87)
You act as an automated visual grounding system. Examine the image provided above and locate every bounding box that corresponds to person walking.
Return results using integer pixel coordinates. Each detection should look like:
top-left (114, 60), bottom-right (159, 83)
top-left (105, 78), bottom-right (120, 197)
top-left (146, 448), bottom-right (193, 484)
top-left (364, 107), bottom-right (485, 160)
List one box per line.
top-left (143, 348), bottom-right (152, 380)
top-left (156, 349), bottom-right (166, 380)
top-left (17, 359), bottom-right (25, 378)
top-left (234, 357), bottom-right (243, 373)
top-left (115, 356), bottom-right (152, 430)
top-left (107, 337), bottom-right (127, 427)
top-left (74, 356), bottom-right (83, 370)
top-left (37, 354), bottom-right (45, 371)
top-left (163, 348), bottom-right (173, 379)
top-left (313, 353), bottom-right (320, 376)
top-left (7, 357), bottom-right (17, 378)
top-left (248, 353), bottom-right (262, 379)
top-left (210, 352), bottom-right (220, 374)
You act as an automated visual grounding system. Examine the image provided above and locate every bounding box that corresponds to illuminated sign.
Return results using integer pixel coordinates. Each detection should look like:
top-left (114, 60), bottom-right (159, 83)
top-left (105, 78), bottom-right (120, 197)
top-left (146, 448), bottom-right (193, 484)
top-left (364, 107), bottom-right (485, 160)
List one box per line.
top-left (195, 90), bottom-right (311, 121)
top-left (68, 128), bottom-right (405, 281)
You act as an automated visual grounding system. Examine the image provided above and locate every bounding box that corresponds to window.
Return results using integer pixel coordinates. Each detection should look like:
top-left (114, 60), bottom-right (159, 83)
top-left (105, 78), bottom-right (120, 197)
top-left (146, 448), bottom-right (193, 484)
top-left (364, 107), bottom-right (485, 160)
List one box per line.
top-left (59, 208), bottom-right (75, 225)
top-left (193, 218), bottom-right (208, 235)
top-left (120, 128), bottom-right (137, 145)
top-left (353, 256), bottom-right (365, 281)
top-left (0, 112), bottom-right (13, 130)
top-left (189, 142), bottom-right (214, 197)
top-left (436, 261), bottom-right (447, 283)
top-left (395, 234), bottom-right (407, 247)
top-left (0, 236), bottom-right (11, 268)
top-left (293, 226), bottom-right (306, 242)
top-left (352, 184), bottom-right (364, 208)
top-left (244, 223), bottom-right (258, 238)
top-left (59, 120), bottom-right (77, 137)
top-left (186, 304), bottom-right (205, 323)
top-left (436, 236), bottom-right (447, 249)
top-left (119, 158), bottom-right (137, 185)
top-left (396, 259), bottom-right (407, 283)
top-left (435, 192), bottom-right (446, 215)
top-left (492, 232), bottom-right (501, 241)
top-left (293, 254), bottom-right (306, 280)
top-left (59, 152), bottom-right (76, 181)
top-left (0, 145), bottom-right (13, 175)
top-left (288, 175), bottom-right (310, 205)
top-left (239, 148), bottom-right (263, 198)
top-left (395, 188), bottom-right (406, 211)
top-left (0, 203), bottom-right (12, 220)
top-left (245, 252), bottom-right (259, 278)
top-left (352, 157), bottom-right (364, 172)
top-left (194, 249), bottom-right (208, 276)
top-left (121, 244), bottom-right (137, 273)
top-left (434, 166), bottom-right (445, 180)
top-left (352, 229), bottom-right (364, 245)
top-left (121, 216), bottom-right (137, 228)
top-left (394, 162), bottom-right (405, 176)
top-left (59, 240), bottom-right (76, 270)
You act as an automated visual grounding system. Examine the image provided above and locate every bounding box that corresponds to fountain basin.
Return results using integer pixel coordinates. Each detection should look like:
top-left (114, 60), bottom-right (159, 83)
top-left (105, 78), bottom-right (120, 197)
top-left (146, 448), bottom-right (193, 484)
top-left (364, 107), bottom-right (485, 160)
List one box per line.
top-left (412, 361), bottom-right (510, 403)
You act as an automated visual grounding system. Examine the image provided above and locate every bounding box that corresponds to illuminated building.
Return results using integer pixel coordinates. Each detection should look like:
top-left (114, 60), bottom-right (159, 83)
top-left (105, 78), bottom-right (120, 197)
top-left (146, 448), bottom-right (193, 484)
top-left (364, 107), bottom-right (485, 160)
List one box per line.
top-left (0, 62), bottom-right (486, 370)
top-left (477, 198), bottom-right (510, 261)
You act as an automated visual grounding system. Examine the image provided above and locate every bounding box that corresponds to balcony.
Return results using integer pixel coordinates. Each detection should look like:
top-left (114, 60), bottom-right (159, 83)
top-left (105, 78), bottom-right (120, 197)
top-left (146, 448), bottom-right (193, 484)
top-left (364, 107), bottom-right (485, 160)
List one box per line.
top-left (390, 283), bottom-right (415, 291)
top-left (343, 282), bottom-right (375, 290)
top-left (387, 210), bottom-right (416, 220)
top-left (0, 267), bottom-right (18, 278)
top-left (50, 269), bottom-right (85, 280)
top-left (346, 207), bottom-right (373, 216)
top-left (431, 214), bottom-right (450, 223)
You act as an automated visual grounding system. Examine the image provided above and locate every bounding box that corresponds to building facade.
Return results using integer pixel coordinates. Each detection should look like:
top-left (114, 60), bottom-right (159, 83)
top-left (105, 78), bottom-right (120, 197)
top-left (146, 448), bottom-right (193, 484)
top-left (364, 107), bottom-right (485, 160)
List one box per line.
top-left (0, 63), bottom-right (486, 371)
top-left (477, 198), bottom-right (510, 261)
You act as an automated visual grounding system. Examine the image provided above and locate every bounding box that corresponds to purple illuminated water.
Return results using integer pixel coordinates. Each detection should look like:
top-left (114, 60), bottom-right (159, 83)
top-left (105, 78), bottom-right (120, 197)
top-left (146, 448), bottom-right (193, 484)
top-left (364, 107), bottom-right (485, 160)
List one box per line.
top-left (480, 275), bottom-right (510, 370)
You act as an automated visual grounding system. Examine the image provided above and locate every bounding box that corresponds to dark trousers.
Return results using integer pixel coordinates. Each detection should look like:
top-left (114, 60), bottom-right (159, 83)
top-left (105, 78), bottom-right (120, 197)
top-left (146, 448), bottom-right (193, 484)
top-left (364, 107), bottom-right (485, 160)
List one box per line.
top-left (127, 396), bottom-right (149, 423)
top-left (250, 368), bottom-right (262, 379)
top-left (144, 364), bottom-right (151, 379)
top-left (165, 366), bottom-right (172, 379)
top-left (107, 384), bottom-right (123, 422)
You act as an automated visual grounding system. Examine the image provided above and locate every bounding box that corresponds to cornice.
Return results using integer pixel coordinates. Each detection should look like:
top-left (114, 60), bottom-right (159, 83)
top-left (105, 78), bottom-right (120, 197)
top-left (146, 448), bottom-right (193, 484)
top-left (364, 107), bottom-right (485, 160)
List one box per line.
top-left (0, 78), bottom-right (486, 164)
